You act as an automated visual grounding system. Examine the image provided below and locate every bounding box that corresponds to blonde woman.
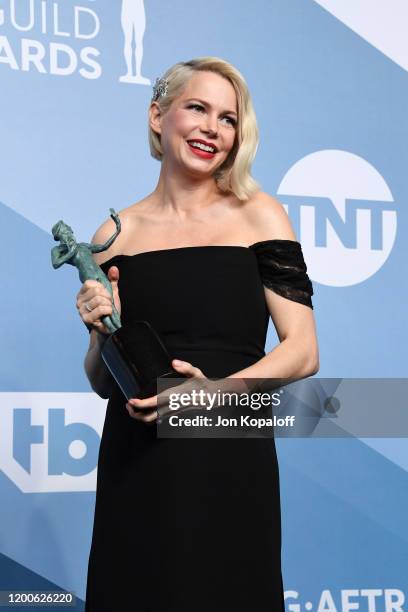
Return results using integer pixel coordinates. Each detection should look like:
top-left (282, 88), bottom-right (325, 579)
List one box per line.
top-left (78, 57), bottom-right (319, 611)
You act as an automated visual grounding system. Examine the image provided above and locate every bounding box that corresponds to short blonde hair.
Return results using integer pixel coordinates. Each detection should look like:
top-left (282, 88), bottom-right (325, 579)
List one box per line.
top-left (148, 57), bottom-right (261, 202)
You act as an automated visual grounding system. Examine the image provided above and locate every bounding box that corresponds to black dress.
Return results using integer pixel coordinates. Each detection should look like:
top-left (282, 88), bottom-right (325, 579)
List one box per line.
top-left (85, 240), bottom-right (313, 612)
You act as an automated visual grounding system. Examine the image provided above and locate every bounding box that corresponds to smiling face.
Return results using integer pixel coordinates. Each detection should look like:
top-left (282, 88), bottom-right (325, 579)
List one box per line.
top-left (151, 70), bottom-right (238, 178)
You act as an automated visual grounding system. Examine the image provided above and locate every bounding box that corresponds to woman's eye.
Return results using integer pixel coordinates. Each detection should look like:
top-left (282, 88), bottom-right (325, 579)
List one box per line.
top-left (188, 104), bottom-right (236, 127)
top-left (188, 104), bottom-right (204, 112)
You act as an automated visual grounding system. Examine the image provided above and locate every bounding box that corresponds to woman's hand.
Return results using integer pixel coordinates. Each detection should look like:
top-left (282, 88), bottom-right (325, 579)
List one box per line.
top-left (125, 360), bottom-right (251, 424)
top-left (126, 359), bottom-right (207, 423)
top-left (76, 266), bottom-right (121, 335)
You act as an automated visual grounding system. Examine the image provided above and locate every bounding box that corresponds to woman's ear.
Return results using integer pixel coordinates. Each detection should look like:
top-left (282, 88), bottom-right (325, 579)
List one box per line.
top-left (149, 102), bottom-right (162, 136)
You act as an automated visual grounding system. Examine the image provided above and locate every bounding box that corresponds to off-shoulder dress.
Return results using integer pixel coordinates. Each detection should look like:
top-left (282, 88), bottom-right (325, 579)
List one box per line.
top-left (85, 239), bottom-right (314, 612)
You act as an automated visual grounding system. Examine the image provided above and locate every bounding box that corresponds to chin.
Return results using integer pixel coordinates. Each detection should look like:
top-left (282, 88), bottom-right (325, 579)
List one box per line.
top-left (184, 156), bottom-right (227, 175)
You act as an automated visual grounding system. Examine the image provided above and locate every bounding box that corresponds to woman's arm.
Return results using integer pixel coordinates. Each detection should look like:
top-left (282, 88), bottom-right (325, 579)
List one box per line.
top-left (228, 192), bottom-right (319, 389)
top-left (82, 217), bottom-right (122, 397)
top-left (227, 294), bottom-right (319, 388)
top-left (84, 330), bottom-right (115, 399)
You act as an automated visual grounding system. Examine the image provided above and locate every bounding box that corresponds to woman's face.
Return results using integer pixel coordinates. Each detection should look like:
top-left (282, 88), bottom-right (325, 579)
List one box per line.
top-left (156, 70), bottom-right (238, 178)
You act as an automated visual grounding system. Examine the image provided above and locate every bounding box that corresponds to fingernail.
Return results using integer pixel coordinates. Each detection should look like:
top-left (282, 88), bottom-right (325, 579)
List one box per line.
top-left (173, 360), bottom-right (182, 366)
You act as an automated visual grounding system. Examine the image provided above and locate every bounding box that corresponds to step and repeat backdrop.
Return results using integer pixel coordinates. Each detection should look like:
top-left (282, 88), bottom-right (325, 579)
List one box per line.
top-left (1, 1), bottom-right (407, 609)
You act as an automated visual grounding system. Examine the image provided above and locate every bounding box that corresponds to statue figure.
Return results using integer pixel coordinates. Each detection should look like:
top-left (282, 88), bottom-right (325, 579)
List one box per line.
top-left (51, 208), bottom-right (121, 334)
top-left (119, 0), bottom-right (151, 84)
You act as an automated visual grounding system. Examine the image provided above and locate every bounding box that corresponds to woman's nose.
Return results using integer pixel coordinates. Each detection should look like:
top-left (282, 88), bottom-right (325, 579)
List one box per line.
top-left (201, 115), bottom-right (218, 136)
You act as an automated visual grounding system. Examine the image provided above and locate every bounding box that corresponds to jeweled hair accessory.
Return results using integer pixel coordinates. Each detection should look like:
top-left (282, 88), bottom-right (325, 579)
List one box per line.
top-left (152, 77), bottom-right (168, 101)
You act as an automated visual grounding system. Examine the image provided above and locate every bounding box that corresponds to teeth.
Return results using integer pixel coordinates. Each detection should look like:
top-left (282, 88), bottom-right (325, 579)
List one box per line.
top-left (189, 141), bottom-right (215, 153)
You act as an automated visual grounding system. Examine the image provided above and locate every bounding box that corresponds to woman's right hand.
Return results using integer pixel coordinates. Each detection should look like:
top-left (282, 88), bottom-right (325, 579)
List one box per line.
top-left (76, 266), bottom-right (121, 335)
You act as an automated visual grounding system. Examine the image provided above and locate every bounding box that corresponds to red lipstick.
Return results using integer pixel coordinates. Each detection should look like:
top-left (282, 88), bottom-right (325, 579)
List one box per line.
top-left (186, 139), bottom-right (217, 159)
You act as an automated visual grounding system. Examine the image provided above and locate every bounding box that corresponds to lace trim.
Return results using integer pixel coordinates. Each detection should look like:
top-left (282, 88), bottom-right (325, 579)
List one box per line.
top-left (250, 240), bottom-right (314, 309)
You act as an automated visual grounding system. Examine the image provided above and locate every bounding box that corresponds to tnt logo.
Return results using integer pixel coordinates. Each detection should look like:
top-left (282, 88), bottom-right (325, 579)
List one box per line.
top-left (277, 150), bottom-right (397, 286)
top-left (0, 393), bottom-right (106, 492)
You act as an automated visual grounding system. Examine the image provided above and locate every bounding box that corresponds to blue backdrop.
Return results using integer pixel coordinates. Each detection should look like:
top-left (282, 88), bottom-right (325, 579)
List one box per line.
top-left (1, 1), bottom-right (407, 609)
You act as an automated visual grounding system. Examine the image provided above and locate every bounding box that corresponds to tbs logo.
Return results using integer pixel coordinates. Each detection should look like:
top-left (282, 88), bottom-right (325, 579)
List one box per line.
top-left (0, 393), bottom-right (106, 492)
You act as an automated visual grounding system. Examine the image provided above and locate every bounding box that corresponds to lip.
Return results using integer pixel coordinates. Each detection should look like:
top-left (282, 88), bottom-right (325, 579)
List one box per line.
top-left (186, 140), bottom-right (217, 159)
top-left (186, 139), bottom-right (218, 152)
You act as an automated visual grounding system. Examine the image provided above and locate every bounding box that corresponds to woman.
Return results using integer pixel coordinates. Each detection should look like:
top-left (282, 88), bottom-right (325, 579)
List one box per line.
top-left (77, 57), bottom-right (319, 611)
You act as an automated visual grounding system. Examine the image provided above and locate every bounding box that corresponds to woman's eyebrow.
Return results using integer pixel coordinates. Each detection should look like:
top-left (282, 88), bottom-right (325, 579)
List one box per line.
top-left (185, 98), bottom-right (237, 116)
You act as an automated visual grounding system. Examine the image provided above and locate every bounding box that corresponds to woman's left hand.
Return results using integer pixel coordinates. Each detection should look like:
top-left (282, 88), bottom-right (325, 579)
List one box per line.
top-left (125, 359), bottom-right (207, 423)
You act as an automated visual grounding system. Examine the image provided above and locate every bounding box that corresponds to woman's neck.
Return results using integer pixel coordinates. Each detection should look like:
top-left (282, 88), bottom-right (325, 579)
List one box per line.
top-left (152, 163), bottom-right (224, 217)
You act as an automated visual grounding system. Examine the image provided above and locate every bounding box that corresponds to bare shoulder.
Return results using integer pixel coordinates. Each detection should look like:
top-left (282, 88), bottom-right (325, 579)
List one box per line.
top-left (91, 198), bottom-right (148, 265)
top-left (241, 191), bottom-right (297, 242)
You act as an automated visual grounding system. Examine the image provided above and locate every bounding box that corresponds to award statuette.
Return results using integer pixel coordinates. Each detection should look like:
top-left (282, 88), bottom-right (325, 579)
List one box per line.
top-left (50, 208), bottom-right (184, 400)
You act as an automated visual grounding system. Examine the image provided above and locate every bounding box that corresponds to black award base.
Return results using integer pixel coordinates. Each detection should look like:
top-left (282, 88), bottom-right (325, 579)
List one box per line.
top-left (100, 320), bottom-right (185, 400)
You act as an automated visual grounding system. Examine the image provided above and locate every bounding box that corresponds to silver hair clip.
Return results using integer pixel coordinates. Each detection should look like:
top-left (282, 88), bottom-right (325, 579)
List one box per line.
top-left (152, 77), bottom-right (168, 101)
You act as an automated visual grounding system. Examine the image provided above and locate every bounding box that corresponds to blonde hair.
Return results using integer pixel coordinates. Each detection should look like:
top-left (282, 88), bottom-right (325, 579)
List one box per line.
top-left (148, 57), bottom-right (261, 202)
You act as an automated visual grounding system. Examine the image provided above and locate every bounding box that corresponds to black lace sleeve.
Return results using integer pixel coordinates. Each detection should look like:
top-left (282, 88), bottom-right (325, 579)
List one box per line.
top-left (250, 239), bottom-right (314, 309)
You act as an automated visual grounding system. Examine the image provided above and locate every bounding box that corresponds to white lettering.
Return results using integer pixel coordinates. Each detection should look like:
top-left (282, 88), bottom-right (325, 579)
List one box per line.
top-left (342, 590), bottom-right (359, 611)
top-left (360, 590), bottom-right (382, 612)
top-left (0, 35), bottom-right (18, 69)
top-left (40, 1), bottom-right (46, 35)
top-left (79, 47), bottom-right (101, 80)
top-left (10, 0), bottom-right (34, 32)
top-left (384, 589), bottom-right (405, 612)
top-left (21, 38), bottom-right (46, 73)
top-left (74, 7), bottom-right (100, 40)
top-left (316, 590), bottom-right (337, 612)
top-left (284, 590), bottom-right (301, 612)
top-left (53, 4), bottom-right (69, 38)
top-left (50, 42), bottom-right (77, 76)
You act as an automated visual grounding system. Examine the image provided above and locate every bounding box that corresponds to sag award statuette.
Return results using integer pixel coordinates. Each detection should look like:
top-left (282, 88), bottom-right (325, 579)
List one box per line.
top-left (50, 208), bottom-right (183, 400)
